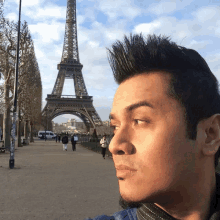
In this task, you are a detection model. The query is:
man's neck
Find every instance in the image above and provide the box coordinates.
[153,173,216,220]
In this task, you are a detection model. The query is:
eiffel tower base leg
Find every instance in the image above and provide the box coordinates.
[48,120,53,131]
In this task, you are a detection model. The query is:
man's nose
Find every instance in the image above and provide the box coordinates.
[109,128,134,155]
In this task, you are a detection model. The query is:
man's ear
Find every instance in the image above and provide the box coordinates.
[201,114,220,156]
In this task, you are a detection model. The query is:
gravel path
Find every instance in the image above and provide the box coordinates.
[0,139,121,220]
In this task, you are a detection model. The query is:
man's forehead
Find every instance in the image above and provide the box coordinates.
[110,100,155,120]
[112,72,171,108]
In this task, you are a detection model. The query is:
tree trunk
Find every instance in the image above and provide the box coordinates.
[27,120,30,140]
[24,120,28,139]
[3,84,11,151]
[24,120,29,145]
[30,122,34,142]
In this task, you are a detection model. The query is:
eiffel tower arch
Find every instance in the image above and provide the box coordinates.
[42,0,103,133]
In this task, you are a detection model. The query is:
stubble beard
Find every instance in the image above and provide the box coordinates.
[119,194,142,209]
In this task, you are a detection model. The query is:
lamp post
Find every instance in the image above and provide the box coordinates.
[44,108,48,141]
[10,0,22,169]
[16,87,22,147]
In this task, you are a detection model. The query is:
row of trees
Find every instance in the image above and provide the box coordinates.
[0,2,42,148]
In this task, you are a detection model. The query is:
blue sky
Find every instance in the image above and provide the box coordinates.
[2,0,220,123]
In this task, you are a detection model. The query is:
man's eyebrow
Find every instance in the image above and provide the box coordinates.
[109,100,154,120]
[125,100,154,112]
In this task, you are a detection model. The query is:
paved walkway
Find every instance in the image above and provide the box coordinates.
[0,139,121,220]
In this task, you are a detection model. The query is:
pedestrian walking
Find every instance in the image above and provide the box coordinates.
[100,134,108,159]
[55,135,58,143]
[62,135,69,151]
[71,134,77,151]
[58,135,61,142]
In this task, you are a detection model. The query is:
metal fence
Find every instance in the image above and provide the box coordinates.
[77,134,113,143]
[77,134,114,157]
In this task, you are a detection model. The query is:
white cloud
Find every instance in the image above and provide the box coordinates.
[216,20,220,36]
[88,41,99,48]
[23,5,67,20]
[105,30,124,41]
[81,45,112,90]
[11,0,41,7]
[62,79,75,95]
[5,12,17,21]
[148,1,177,15]
[133,15,220,44]
[77,15,86,25]
[34,48,45,59]
[93,95,114,108]
[206,53,220,69]
[22,0,41,7]
[193,6,220,23]
[29,21,65,43]
[134,21,162,35]
[188,40,212,51]
[97,0,141,21]
[191,6,220,37]
[147,0,194,15]
[77,31,90,45]
[205,53,220,82]
[78,20,127,47]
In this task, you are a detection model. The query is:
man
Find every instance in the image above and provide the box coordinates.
[62,134,69,151]
[71,134,77,151]
[44,131,47,142]
[100,134,108,159]
[85,34,220,220]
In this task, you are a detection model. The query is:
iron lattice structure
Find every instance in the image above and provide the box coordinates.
[42,0,103,132]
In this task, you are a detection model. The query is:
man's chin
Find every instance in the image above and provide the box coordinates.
[119,194,142,209]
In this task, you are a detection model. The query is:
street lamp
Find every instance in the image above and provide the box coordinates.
[10,0,22,169]
[44,107,48,141]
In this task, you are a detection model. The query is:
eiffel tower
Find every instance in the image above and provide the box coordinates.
[42,0,103,132]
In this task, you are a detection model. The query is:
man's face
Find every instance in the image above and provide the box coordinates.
[109,72,198,204]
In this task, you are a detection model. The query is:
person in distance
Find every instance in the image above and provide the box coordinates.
[100,134,108,159]
[62,134,69,151]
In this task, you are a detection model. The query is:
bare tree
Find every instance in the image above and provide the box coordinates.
[17,23,42,144]
[0,12,16,149]
[0,3,42,148]
[19,37,42,142]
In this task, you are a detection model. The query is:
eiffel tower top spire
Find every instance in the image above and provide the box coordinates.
[61,0,80,64]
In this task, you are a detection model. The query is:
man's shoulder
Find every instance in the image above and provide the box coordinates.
[85,208,137,220]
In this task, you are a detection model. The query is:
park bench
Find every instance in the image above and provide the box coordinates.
[0,140,5,153]
[22,139,29,145]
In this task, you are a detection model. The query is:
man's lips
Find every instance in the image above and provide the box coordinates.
[115,165,137,179]
[115,165,137,171]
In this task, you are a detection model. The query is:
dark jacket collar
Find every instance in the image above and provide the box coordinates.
[208,172,220,219]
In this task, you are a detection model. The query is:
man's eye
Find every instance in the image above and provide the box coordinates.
[134,119,149,125]
[110,125,119,131]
